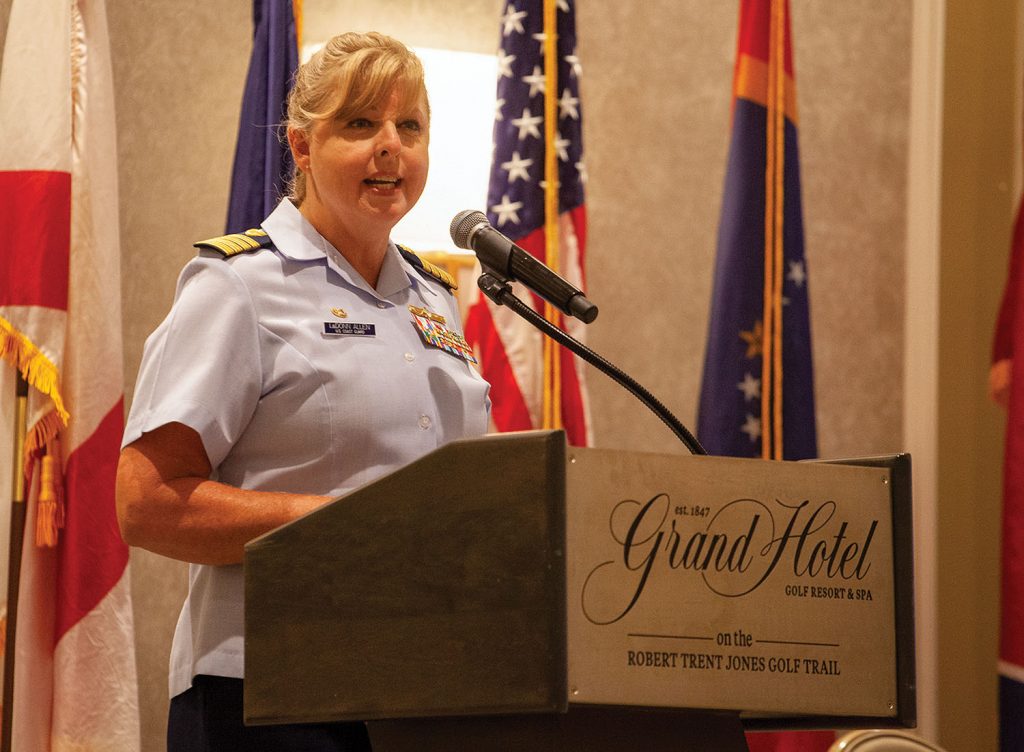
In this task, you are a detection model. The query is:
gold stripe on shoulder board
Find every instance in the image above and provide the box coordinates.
[396,244,459,290]
[420,258,458,290]
[194,228,272,257]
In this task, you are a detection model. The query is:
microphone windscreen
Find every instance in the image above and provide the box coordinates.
[449,209,488,249]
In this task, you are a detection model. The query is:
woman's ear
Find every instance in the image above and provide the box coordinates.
[288,127,311,172]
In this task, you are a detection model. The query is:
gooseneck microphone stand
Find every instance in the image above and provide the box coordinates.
[476,271,707,456]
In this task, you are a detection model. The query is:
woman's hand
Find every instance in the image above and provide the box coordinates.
[116,422,331,565]
[990,358,1013,409]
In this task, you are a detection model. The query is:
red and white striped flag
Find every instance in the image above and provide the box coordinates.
[0,0,140,748]
[463,0,592,446]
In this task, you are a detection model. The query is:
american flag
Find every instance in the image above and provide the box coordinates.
[463,0,591,447]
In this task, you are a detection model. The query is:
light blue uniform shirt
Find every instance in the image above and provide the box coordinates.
[123,199,490,697]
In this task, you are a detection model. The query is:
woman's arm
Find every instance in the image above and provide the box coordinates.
[115,421,331,566]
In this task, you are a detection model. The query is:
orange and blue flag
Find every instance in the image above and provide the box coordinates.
[697,0,817,463]
[699,3,829,750]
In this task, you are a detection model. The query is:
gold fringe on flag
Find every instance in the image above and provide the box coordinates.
[541,0,562,431]
[1,317,70,547]
[0,316,69,426]
[24,410,64,467]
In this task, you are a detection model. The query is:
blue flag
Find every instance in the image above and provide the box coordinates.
[697,0,817,463]
[225,0,298,233]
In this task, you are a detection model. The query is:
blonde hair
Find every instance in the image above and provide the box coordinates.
[286,31,429,204]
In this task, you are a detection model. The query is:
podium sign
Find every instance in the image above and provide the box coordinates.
[566,448,903,719]
[244,430,914,733]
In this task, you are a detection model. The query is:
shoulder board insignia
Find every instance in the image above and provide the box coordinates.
[194,228,273,257]
[397,245,458,290]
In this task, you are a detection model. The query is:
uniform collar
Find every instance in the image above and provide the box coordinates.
[261,199,329,262]
[262,199,434,302]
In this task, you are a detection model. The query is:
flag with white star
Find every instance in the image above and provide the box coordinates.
[699,11,827,751]
[697,0,818,466]
[463,0,591,446]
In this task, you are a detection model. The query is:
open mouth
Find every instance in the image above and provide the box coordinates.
[364,177,401,189]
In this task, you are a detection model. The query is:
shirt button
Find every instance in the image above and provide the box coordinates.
[404,352,415,362]
[376,301,387,309]
[418,415,432,429]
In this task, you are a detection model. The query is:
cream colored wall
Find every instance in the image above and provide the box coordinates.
[106,2,253,747]
[4,0,1008,750]
[579,2,911,460]
[935,1,1018,750]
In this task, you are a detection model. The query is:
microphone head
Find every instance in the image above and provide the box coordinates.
[450,209,489,250]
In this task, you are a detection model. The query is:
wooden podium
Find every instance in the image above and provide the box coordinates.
[244,430,915,751]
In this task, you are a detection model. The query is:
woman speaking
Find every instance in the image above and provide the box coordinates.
[116,31,490,751]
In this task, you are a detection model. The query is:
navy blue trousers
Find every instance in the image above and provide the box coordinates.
[1001,675,1024,751]
[168,675,372,752]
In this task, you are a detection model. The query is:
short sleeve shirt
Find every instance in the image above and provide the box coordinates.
[123,199,490,697]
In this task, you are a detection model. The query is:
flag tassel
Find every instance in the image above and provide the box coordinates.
[35,450,64,547]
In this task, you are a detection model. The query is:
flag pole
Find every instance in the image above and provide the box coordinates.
[2,371,28,752]
[541,0,562,431]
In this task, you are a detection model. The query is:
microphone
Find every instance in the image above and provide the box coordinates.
[449,210,598,324]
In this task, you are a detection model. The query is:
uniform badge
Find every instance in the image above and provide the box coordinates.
[408,305,446,325]
[330,307,348,319]
[410,312,477,364]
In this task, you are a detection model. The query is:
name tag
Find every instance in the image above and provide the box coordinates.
[323,322,376,336]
